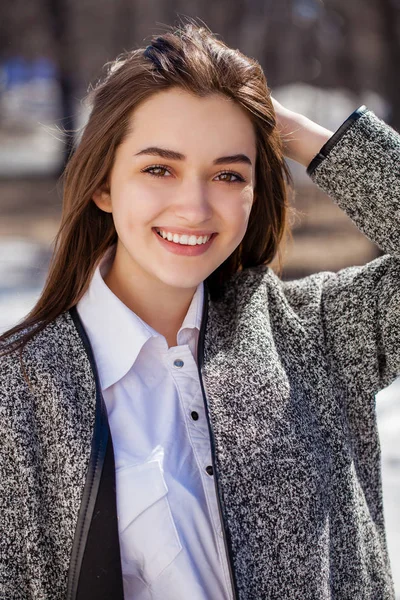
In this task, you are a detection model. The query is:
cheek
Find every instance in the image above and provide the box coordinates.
[230,188,254,232]
[111,182,163,232]
[243,186,255,213]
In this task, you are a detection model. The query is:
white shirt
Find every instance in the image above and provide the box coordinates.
[77,247,233,600]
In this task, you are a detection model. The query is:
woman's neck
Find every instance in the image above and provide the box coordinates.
[103,251,197,348]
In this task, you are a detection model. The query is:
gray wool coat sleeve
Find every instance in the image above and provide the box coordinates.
[285,107,400,395]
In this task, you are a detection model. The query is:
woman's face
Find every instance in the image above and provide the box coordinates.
[93,87,257,292]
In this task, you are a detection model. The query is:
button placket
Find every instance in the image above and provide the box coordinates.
[169,348,226,544]
[167,345,232,592]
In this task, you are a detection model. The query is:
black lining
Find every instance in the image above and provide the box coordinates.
[306,105,368,176]
[76,433,124,600]
[67,307,122,599]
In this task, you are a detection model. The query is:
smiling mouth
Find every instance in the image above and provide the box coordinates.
[154,227,215,246]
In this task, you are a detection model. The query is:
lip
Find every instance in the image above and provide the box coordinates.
[152,228,217,256]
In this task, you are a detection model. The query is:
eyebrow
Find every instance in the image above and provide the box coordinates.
[134,146,252,166]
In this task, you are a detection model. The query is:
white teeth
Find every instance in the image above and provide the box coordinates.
[156,228,212,245]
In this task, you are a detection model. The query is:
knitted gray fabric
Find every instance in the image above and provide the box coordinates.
[0,316,96,599]
[0,109,398,599]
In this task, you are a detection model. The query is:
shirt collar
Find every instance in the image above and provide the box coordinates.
[76,246,204,390]
[178,276,203,335]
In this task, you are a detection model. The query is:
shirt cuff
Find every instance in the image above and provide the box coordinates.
[306,105,369,177]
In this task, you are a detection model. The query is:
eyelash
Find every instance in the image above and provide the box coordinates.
[140,164,246,184]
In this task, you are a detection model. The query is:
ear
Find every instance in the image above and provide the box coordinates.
[92,184,112,213]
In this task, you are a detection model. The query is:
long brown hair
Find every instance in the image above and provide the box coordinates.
[0,19,293,356]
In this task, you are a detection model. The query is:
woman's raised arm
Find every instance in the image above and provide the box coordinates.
[275,104,400,394]
[271,96,333,166]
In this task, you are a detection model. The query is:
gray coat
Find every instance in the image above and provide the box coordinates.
[1,107,398,599]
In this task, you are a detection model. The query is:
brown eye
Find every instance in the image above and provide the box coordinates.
[214,171,245,184]
[141,165,172,177]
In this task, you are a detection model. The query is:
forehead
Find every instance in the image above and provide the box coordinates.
[126,88,257,159]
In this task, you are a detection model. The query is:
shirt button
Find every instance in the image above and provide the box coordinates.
[191,411,199,421]
[173,359,184,368]
[205,465,214,476]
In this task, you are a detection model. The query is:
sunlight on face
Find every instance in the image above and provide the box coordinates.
[93,87,257,293]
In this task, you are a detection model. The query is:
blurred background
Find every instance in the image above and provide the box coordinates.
[0,0,399,593]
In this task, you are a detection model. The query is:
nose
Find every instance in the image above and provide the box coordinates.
[172,177,213,225]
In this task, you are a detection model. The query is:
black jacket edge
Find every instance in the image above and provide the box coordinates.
[66,306,110,600]
[306,105,368,177]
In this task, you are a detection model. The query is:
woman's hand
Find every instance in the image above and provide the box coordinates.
[271,97,333,168]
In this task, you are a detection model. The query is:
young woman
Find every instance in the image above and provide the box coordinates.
[0,22,398,600]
